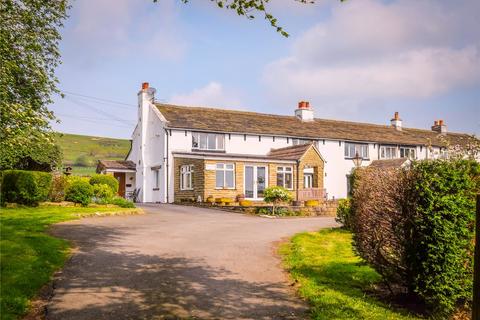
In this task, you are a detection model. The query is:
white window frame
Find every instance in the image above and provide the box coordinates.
[153,169,160,189]
[180,165,193,190]
[215,163,235,189]
[380,146,398,159]
[344,143,369,159]
[276,166,293,190]
[399,147,416,159]
[192,132,225,151]
[292,138,311,146]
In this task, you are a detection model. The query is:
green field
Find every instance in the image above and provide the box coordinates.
[280,229,421,320]
[54,133,130,176]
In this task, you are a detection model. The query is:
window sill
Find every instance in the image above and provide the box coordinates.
[180,189,194,191]
[344,157,370,161]
[192,149,226,153]
[215,188,236,190]
[153,188,160,191]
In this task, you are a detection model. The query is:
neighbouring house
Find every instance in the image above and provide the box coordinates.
[98,82,475,203]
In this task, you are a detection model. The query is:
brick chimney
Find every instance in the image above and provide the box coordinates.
[431,119,447,134]
[295,101,314,122]
[390,112,402,131]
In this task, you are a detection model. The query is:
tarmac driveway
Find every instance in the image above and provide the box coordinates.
[48,204,338,320]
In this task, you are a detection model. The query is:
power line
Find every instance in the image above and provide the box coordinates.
[60,90,137,108]
[54,113,134,128]
[55,112,135,124]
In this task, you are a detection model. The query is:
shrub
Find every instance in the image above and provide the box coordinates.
[1,170,52,206]
[49,174,67,202]
[263,186,292,215]
[335,198,353,230]
[110,197,135,208]
[89,174,119,194]
[74,154,95,167]
[256,206,296,216]
[65,179,93,206]
[350,159,480,316]
[206,196,214,204]
[92,183,114,203]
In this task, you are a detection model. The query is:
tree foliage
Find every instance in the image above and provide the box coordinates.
[156,0,345,37]
[0,0,68,170]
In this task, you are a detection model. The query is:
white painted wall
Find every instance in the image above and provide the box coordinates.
[128,87,446,203]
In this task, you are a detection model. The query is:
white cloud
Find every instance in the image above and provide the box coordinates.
[263,0,480,106]
[169,82,243,109]
[66,0,187,63]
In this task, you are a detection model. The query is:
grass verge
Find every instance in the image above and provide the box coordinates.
[279,228,422,320]
[0,205,142,320]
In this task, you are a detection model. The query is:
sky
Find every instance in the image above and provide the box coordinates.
[50,0,480,139]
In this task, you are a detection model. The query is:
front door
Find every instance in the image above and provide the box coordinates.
[113,172,126,198]
[304,173,314,188]
[244,165,267,200]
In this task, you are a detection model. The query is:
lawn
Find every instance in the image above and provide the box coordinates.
[279,228,422,320]
[0,205,141,320]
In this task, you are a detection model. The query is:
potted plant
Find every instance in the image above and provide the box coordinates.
[236,194,245,202]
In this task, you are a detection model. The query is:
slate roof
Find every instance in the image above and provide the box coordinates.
[369,158,410,169]
[156,103,474,147]
[96,160,136,172]
[267,144,314,160]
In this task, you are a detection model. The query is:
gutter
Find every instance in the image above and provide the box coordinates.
[296,159,300,201]
[164,128,170,203]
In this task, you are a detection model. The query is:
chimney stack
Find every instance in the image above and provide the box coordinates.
[431,119,447,134]
[390,112,402,131]
[295,100,314,122]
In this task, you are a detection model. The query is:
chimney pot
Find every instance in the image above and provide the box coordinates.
[142,82,149,90]
[305,101,310,109]
[439,119,444,126]
[394,112,399,120]
[295,100,314,121]
[434,120,438,126]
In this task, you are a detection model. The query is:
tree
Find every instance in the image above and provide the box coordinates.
[156,0,345,37]
[263,186,292,214]
[0,0,69,170]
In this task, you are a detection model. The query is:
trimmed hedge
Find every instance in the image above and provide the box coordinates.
[65,179,94,207]
[1,170,52,206]
[89,174,119,194]
[351,159,479,316]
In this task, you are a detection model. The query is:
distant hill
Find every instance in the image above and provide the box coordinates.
[55,133,130,176]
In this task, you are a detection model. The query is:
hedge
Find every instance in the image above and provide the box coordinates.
[350,159,479,316]
[89,174,119,194]
[65,179,94,207]
[1,170,52,206]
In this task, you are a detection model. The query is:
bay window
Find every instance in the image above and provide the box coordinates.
[215,163,235,188]
[277,166,293,189]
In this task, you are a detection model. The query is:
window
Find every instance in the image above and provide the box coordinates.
[192,132,225,151]
[180,165,193,190]
[400,147,416,159]
[344,143,369,159]
[380,146,397,159]
[215,163,235,188]
[153,169,160,189]
[277,166,293,189]
[304,173,313,188]
[292,138,311,146]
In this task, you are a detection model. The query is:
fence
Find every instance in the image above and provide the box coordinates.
[297,188,326,201]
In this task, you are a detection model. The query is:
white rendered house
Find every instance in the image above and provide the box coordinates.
[98,83,473,203]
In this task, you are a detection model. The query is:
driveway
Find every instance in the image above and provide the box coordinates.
[48,204,338,320]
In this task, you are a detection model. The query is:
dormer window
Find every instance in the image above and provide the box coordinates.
[192,132,225,151]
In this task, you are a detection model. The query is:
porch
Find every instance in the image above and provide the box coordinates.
[96,160,137,200]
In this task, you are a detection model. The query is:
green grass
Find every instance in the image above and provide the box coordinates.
[280,228,422,320]
[54,133,130,175]
[0,205,140,320]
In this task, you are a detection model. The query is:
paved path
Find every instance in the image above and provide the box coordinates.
[48,204,337,320]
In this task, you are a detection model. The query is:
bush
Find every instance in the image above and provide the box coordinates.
[256,206,296,216]
[1,170,52,206]
[263,186,292,215]
[92,183,114,203]
[335,198,353,230]
[74,154,95,167]
[65,179,93,207]
[89,174,119,194]
[350,159,480,316]
[110,197,135,208]
[48,174,67,202]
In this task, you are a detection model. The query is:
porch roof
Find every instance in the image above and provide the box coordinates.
[96,160,136,173]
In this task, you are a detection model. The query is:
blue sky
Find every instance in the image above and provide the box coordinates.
[50,0,480,139]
